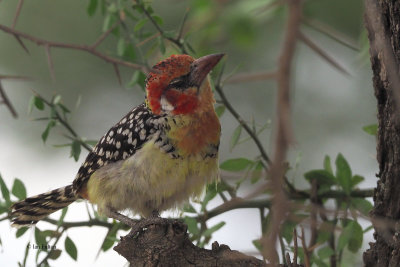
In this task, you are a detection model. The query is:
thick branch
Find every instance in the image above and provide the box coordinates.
[114,219,266,266]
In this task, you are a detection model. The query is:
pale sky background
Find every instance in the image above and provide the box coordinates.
[0,0,375,266]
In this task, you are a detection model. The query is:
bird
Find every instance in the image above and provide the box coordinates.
[11,53,224,228]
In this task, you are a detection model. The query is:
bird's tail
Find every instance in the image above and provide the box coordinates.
[11,185,78,228]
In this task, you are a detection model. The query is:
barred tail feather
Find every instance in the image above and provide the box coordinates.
[11,185,77,228]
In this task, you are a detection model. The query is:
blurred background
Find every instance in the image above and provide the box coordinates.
[0,0,375,266]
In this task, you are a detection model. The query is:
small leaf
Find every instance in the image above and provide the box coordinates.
[11,178,27,200]
[152,15,163,25]
[123,44,136,61]
[117,38,125,57]
[215,105,225,117]
[230,125,242,151]
[134,18,148,32]
[252,239,262,251]
[101,223,120,251]
[351,198,373,216]
[41,120,56,143]
[250,161,263,184]
[28,96,35,114]
[337,220,363,253]
[158,36,166,54]
[183,203,197,214]
[203,221,225,237]
[65,236,78,261]
[362,124,378,136]
[351,175,364,188]
[323,155,333,175]
[184,217,199,235]
[57,207,68,227]
[87,0,98,16]
[16,227,29,238]
[0,173,11,206]
[70,141,81,161]
[34,228,47,247]
[220,158,253,172]
[34,96,45,110]
[318,246,335,259]
[48,249,62,260]
[335,154,352,194]
[304,169,336,186]
[201,183,217,210]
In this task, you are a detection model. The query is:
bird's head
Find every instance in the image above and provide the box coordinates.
[145,53,224,115]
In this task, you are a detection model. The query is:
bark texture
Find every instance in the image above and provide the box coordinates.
[114,219,266,267]
[364,1,400,266]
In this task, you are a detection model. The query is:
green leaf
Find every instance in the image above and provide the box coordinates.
[158,36,166,54]
[48,249,62,260]
[335,153,352,194]
[351,175,364,188]
[230,125,242,151]
[304,169,336,186]
[70,140,81,161]
[203,221,225,237]
[318,246,335,259]
[323,155,333,175]
[362,124,378,136]
[57,207,68,227]
[201,183,218,210]
[117,38,125,57]
[252,239,262,251]
[281,219,297,243]
[220,158,253,172]
[28,96,35,114]
[0,205,8,215]
[250,161,263,184]
[101,223,120,251]
[0,173,11,206]
[351,198,373,216]
[87,0,98,16]
[41,120,56,143]
[215,105,225,117]
[11,178,27,200]
[34,228,47,247]
[152,15,163,25]
[184,216,199,235]
[337,220,363,253]
[123,44,136,61]
[134,18,148,32]
[183,203,197,214]
[16,227,29,238]
[65,236,78,261]
[34,96,45,110]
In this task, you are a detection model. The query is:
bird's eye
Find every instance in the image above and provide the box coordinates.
[167,74,190,91]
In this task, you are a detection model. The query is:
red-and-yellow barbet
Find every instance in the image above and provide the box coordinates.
[11,53,224,227]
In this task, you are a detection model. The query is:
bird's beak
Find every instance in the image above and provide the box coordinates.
[189,53,225,88]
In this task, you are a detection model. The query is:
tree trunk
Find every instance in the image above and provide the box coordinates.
[363,1,400,266]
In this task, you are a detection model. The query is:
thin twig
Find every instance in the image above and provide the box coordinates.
[300,227,310,267]
[0,74,32,81]
[0,82,18,118]
[37,228,65,266]
[225,71,277,84]
[91,20,122,49]
[45,45,56,81]
[0,24,149,73]
[298,31,350,75]
[302,17,359,51]
[262,0,302,263]
[12,0,24,29]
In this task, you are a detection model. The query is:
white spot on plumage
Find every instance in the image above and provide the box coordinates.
[109,131,114,137]
[116,142,121,149]
[97,159,103,166]
[122,129,130,136]
[123,152,128,159]
[121,118,127,124]
[127,137,132,144]
[129,123,133,128]
[117,128,122,134]
[160,95,174,112]
[106,151,111,159]
[129,114,134,119]
[132,139,137,146]
[99,148,104,156]
[139,129,146,140]
[114,151,119,157]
